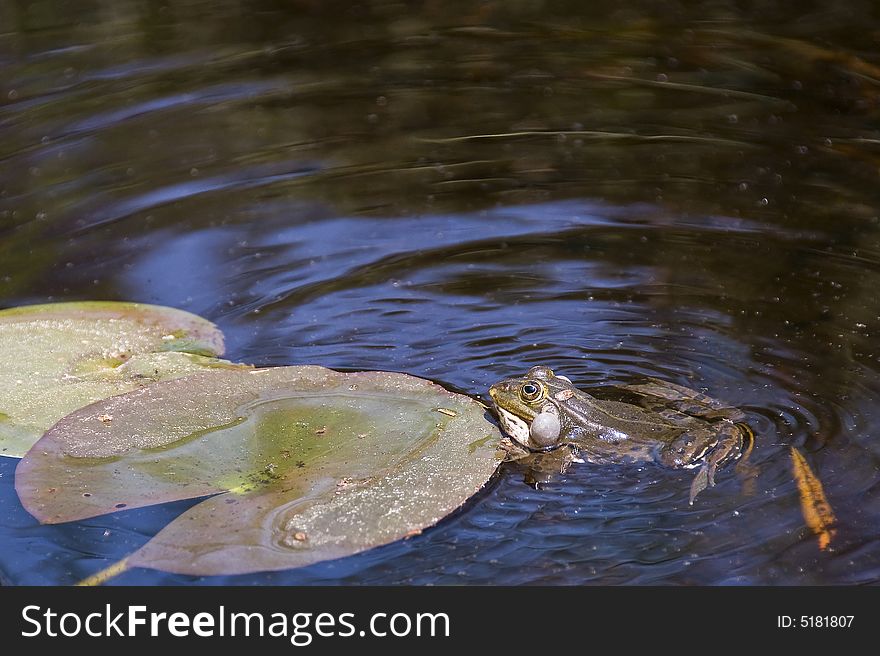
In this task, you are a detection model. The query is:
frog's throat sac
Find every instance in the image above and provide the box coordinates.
[495,406,566,453]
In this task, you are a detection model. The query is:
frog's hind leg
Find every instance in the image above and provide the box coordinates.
[687,423,747,504]
[621,378,747,422]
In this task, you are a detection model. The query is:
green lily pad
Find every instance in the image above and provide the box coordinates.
[0,301,238,458]
[16,366,502,576]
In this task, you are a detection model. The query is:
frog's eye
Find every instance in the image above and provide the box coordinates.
[520,381,543,402]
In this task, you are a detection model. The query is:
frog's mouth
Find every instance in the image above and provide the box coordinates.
[495,407,530,444]
[495,407,564,453]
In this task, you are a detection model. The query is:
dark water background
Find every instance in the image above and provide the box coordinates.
[3,0,880,584]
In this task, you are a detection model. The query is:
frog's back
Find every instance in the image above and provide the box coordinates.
[567,396,689,445]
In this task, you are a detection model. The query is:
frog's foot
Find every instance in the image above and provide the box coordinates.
[688,424,746,504]
[621,378,747,423]
[518,446,574,488]
[499,436,532,462]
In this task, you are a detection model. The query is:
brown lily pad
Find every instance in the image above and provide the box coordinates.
[0,301,240,458]
[16,366,502,576]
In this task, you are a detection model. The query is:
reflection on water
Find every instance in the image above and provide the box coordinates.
[2,1,880,584]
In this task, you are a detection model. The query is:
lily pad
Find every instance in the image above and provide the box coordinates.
[0,301,238,458]
[16,366,502,576]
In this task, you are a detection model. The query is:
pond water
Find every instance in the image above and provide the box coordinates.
[2,0,880,585]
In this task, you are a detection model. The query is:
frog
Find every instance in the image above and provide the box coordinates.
[488,365,754,503]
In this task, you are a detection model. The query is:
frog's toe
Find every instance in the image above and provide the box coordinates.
[689,464,710,505]
[688,458,720,504]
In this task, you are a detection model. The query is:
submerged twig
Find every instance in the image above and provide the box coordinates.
[75,557,130,586]
[790,446,837,551]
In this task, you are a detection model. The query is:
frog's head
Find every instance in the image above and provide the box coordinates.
[488,366,574,451]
